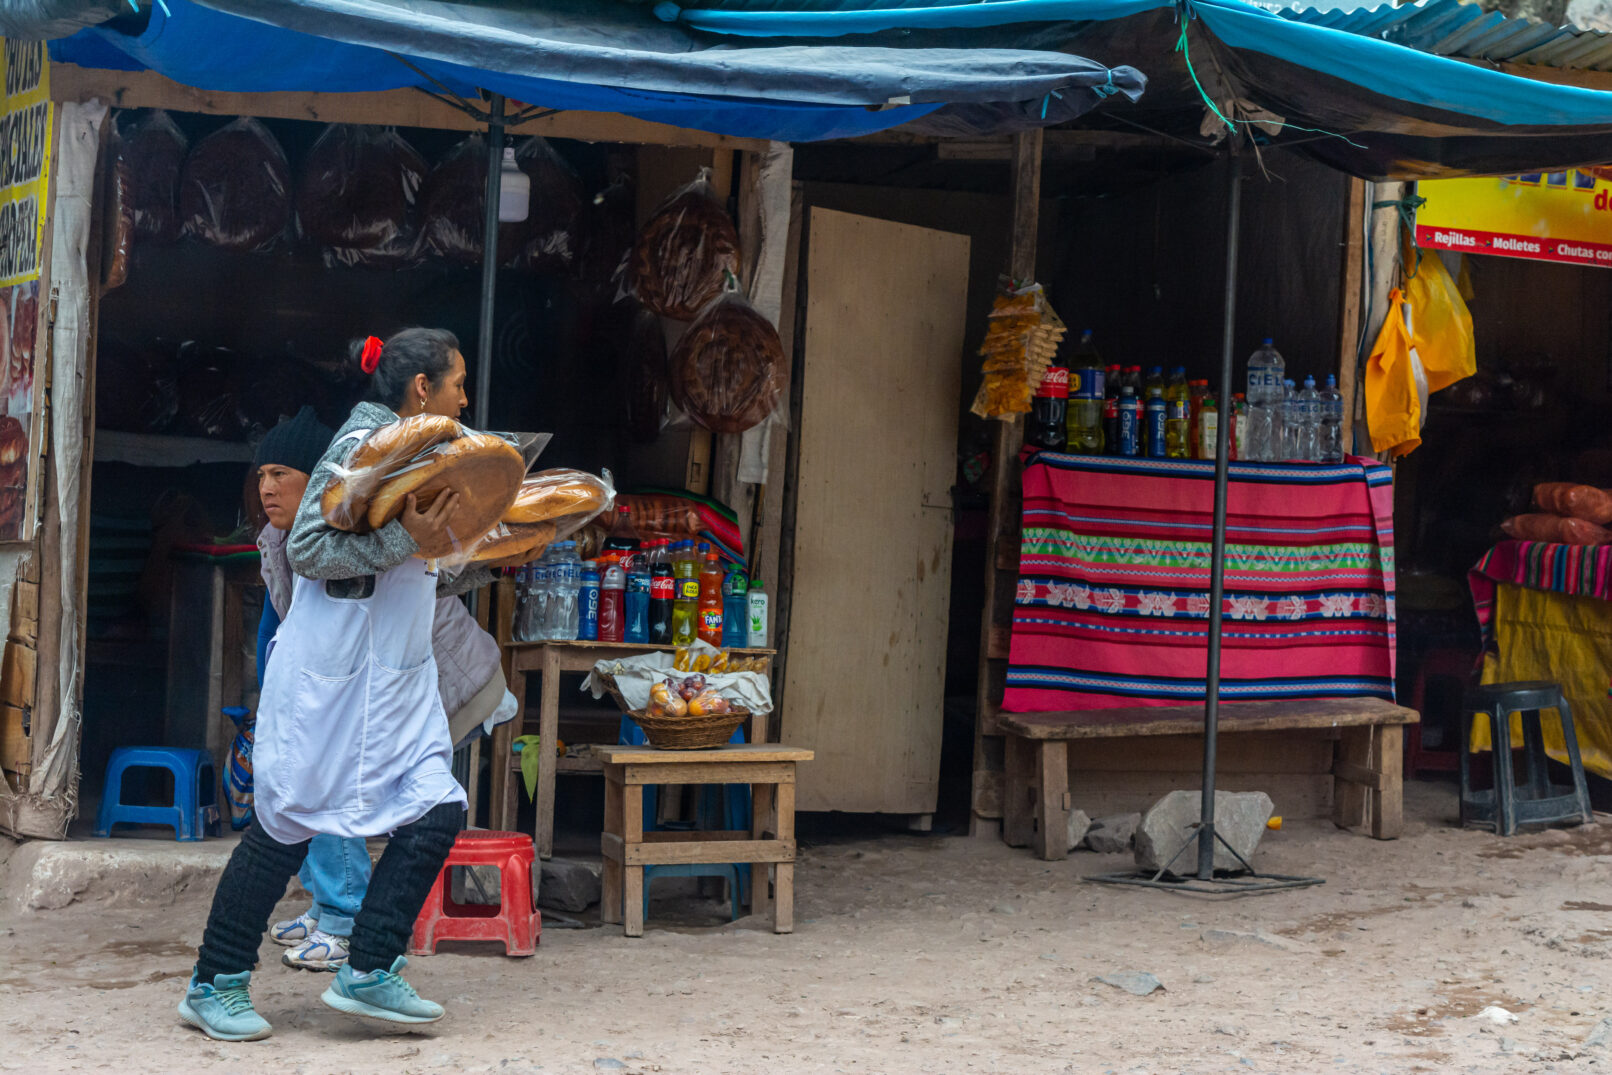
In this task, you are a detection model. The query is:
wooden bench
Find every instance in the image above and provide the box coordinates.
[997,698,1420,860]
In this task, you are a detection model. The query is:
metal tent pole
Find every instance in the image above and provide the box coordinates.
[1196,148,1243,880]
[473,92,506,432]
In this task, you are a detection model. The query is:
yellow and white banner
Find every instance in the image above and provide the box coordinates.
[1418,170,1612,268]
[0,39,48,289]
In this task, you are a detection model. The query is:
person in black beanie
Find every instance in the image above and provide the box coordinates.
[253,406,333,536]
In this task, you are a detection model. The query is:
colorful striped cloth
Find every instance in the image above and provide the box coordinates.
[1468,539,1612,649]
[1003,452,1397,712]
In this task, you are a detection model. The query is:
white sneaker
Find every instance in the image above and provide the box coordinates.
[281,930,350,972]
[269,911,317,947]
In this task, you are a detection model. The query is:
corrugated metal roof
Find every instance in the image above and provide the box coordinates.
[1280,0,1612,72]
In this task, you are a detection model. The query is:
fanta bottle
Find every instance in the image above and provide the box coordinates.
[697,548,724,646]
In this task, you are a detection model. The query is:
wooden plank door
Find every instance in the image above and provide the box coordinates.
[784,207,970,815]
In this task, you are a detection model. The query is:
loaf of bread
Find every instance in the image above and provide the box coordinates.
[629,175,740,321]
[180,118,291,253]
[1533,482,1612,525]
[366,433,525,558]
[1501,513,1611,546]
[320,414,463,531]
[503,469,612,525]
[468,520,557,568]
[668,292,783,434]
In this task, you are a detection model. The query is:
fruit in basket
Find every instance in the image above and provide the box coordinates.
[679,674,707,700]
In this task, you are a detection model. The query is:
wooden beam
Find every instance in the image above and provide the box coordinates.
[1336,177,1365,450]
[1361,181,1405,449]
[50,64,767,151]
[850,129,1187,153]
[970,129,1041,834]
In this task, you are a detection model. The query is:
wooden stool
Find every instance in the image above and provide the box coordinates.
[596,743,813,937]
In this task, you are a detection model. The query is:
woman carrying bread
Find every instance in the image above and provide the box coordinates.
[180,329,494,1041]
[244,406,516,974]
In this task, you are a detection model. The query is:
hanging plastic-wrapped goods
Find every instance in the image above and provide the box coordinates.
[120,109,187,244]
[624,303,669,444]
[296,123,426,268]
[103,132,134,288]
[630,169,741,321]
[667,286,783,434]
[180,118,292,253]
[580,171,635,306]
[503,136,585,273]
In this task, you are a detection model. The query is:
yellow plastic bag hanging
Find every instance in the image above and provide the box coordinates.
[1365,288,1426,459]
[1403,252,1476,393]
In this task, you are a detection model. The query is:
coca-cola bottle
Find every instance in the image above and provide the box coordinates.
[1029,350,1069,450]
[647,540,674,645]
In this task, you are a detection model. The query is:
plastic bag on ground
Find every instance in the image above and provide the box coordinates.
[297,123,426,269]
[667,285,784,434]
[120,109,186,244]
[629,168,741,321]
[180,117,291,252]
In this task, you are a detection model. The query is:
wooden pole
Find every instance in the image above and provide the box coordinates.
[1336,177,1366,449]
[1359,182,1406,450]
[969,129,1042,835]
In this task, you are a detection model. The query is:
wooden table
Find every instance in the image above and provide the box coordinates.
[488,639,775,858]
[596,743,813,937]
[998,698,1420,860]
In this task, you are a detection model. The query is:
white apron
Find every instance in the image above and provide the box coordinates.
[254,558,466,843]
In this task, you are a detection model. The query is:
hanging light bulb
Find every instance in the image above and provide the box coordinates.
[499,145,530,223]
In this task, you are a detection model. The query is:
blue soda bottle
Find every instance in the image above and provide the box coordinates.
[624,555,651,644]
[577,562,601,642]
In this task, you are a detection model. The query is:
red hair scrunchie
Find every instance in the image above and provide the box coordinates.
[360,335,384,374]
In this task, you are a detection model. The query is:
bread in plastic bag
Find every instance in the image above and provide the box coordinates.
[297,124,425,269]
[462,519,558,569]
[629,169,740,321]
[418,134,539,267]
[180,117,291,253]
[1501,513,1611,546]
[580,171,635,306]
[625,303,669,443]
[104,132,133,289]
[176,342,249,440]
[365,433,526,557]
[320,414,463,531]
[503,136,585,273]
[667,286,783,434]
[502,467,615,541]
[121,109,187,244]
[95,339,179,434]
[1533,482,1612,525]
[617,495,701,540]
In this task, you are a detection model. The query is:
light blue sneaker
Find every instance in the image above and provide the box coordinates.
[177,970,272,1041]
[321,956,444,1025]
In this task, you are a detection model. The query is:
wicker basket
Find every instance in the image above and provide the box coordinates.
[628,707,750,750]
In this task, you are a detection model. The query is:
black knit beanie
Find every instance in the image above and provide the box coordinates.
[254,405,333,476]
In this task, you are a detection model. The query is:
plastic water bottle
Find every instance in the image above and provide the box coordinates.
[1319,374,1344,463]
[512,564,531,642]
[526,548,553,641]
[1279,379,1298,461]
[722,568,749,648]
[1245,338,1285,461]
[551,542,580,641]
[598,554,626,643]
[578,561,600,642]
[1295,376,1320,463]
[624,552,651,644]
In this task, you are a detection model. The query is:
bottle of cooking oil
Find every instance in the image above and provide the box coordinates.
[1164,366,1190,459]
[1064,330,1105,455]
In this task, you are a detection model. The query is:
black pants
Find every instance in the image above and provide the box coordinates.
[194,801,460,981]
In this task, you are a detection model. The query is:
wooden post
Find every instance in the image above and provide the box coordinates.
[970,129,1042,835]
[1358,181,1406,449]
[1336,177,1366,449]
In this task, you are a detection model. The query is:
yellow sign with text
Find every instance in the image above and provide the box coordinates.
[1418,170,1612,268]
[0,39,48,289]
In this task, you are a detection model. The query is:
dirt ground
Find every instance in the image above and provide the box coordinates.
[5,779,1612,1074]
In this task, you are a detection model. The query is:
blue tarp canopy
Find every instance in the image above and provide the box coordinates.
[652,0,1612,178]
[42,0,1145,142]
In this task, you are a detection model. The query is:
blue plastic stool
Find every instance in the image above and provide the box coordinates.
[618,714,751,918]
[94,747,220,840]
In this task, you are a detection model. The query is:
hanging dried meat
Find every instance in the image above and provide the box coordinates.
[630,170,740,321]
[624,303,669,443]
[297,124,426,268]
[121,110,187,245]
[180,117,292,253]
[667,289,782,434]
[503,136,585,274]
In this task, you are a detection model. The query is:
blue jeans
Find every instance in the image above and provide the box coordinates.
[298,834,371,938]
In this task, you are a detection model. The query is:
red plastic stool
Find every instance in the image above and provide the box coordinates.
[409,830,540,957]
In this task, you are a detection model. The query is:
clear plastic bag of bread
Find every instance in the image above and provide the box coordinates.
[617,494,700,540]
[503,136,585,274]
[1533,482,1612,525]
[120,109,187,244]
[629,168,741,321]
[104,131,134,289]
[502,467,616,541]
[418,134,549,267]
[318,414,529,563]
[666,277,784,435]
[1501,513,1612,546]
[181,118,292,253]
[297,124,426,269]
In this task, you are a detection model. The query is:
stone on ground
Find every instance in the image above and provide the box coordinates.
[1066,810,1092,851]
[1133,790,1273,875]
[1084,813,1140,854]
[540,857,601,912]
